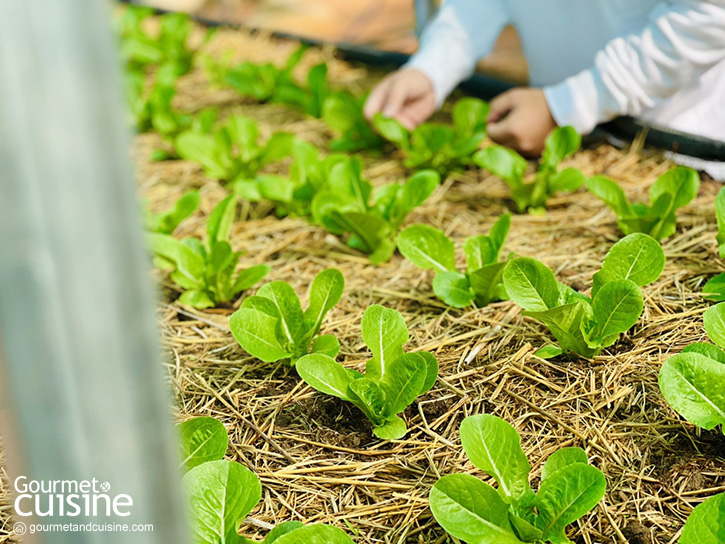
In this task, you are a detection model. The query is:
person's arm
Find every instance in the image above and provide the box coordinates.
[405,0,511,107]
[364,0,510,128]
[544,0,725,135]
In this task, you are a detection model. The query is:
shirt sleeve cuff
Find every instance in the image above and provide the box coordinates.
[544,68,610,135]
[402,6,478,108]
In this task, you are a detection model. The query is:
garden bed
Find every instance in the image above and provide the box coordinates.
[3,23,725,544]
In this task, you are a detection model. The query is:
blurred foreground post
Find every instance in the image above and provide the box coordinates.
[0,2,189,543]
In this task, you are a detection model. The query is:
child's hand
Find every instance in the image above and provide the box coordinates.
[487,88,557,157]
[364,68,436,130]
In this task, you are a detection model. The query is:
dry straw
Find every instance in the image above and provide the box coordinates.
[2,23,724,544]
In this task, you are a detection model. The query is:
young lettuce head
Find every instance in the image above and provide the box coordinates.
[226,44,331,118]
[174,115,295,196]
[143,190,200,235]
[118,7,199,77]
[147,195,270,309]
[178,416,355,544]
[373,97,489,175]
[397,214,511,308]
[296,305,438,440]
[659,302,725,434]
[311,157,440,264]
[323,91,384,152]
[586,166,700,241]
[230,269,344,366]
[502,233,665,358]
[247,141,348,218]
[474,126,585,213]
[430,414,606,543]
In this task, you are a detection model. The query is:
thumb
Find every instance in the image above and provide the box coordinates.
[487,91,516,124]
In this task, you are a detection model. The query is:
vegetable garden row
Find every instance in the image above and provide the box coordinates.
[4,6,721,544]
[130,6,723,544]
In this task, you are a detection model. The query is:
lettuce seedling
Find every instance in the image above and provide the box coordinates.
[119,8,198,77]
[236,141,348,217]
[230,268,344,365]
[144,190,200,235]
[397,214,511,308]
[312,157,440,263]
[586,166,699,241]
[659,303,725,434]
[174,115,295,195]
[199,50,234,89]
[717,186,725,257]
[474,126,585,213]
[372,97,488,175]
[679,492,725,544]
[225,45,303,102]
[179,417,354,544]
[503,233,665,358]
[184,460,354,544]
[322,91,384,152]
[147,195,270,308]
[703,187,725,302]
[296,305,439,440]
[125,65,189,138]
[430,414,606,544]
[226,45,330,118]
[703,274,725,303]
[178,416,228,471]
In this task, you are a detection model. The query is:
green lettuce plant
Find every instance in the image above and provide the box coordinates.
[235,141,347,217]
[586,166,699,241]
[311,157,440,263]
[230,269,344,365]
[226,45,330,118]
[703,274,725,303]
[147,195,269,308]
[199,50,234,89]
[178,416,229,472]
[474,127,585,213]
[118,7,199,77]
[125,64,189,138]
[679,492,725,544]
[717,185,725,257]
[296,305,439,440]
[397,214,511,308]
[703,187,725,302]
[322,91,383,152]
[144,190,200,235]
[502,233,665,358]
[659,302,725,434]
[372,97,489,175]
[174,115,294,195]
[178,417,354,543]
[430,414,606,544]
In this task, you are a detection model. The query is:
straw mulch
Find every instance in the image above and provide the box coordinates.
[2,22,725,544]
[142,26,725,544]
[0,444,12,544]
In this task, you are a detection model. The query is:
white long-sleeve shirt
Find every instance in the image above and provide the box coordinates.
[406,0,725,142]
